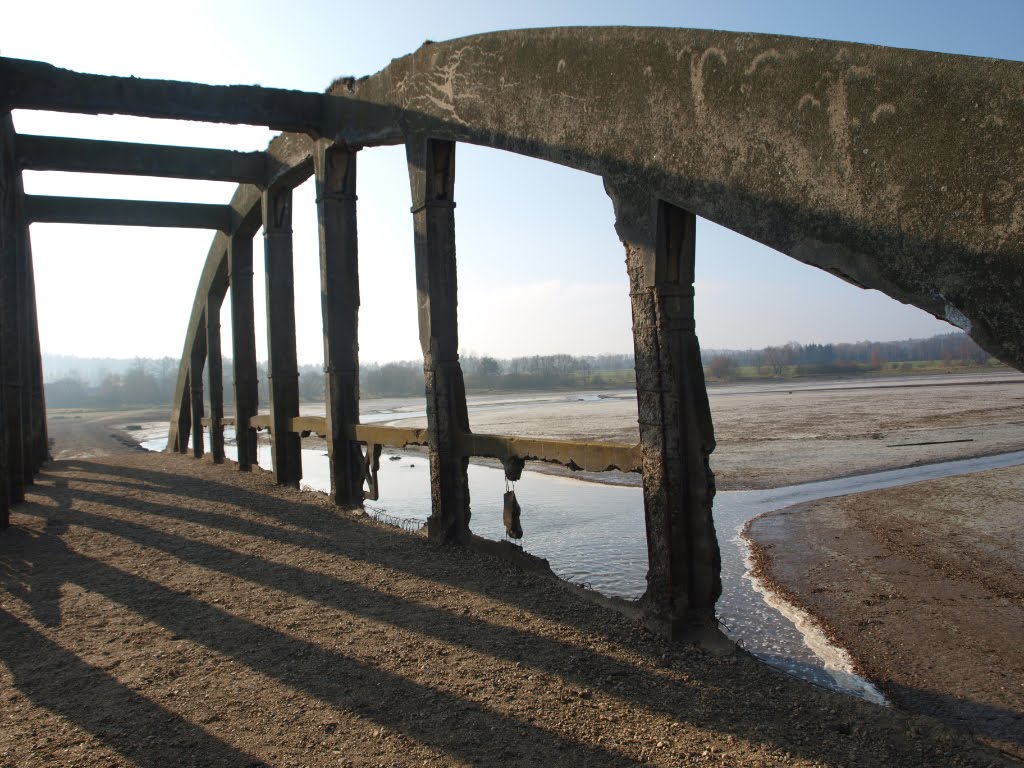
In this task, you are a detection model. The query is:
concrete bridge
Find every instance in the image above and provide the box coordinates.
[1,28,1022,641]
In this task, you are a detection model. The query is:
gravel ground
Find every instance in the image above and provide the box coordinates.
[0,420,1016,767]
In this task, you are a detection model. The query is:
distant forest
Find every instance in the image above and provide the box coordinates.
[42,331,998,409]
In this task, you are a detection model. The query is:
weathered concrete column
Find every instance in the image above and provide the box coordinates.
[1,113,28,504]
[206,287,225,464]
[172,373,192,454]
[262,184,301,487]
[189,311,207,459]
[315,141,364,507]
[15,212,34,489]
[406,137,471,542]
[0,113,16,520]
[605,180,723,644]
[25,241,48,473]
[229,233,259,470]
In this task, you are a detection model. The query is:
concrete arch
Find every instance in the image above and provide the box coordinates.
[333,27,1023,370]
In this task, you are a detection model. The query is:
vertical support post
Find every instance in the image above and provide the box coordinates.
[25,240,47,472]
[189,311,207,459]
[207,288,225,464]
[262,184,301,487]
[0,113,15,521]
[605,180,723,645]
[0,113,37,503]
[173,372,192,453]
[406,137,471,543]
[315,141,364,507]
[229,233,259,470]
[16,207,33,489]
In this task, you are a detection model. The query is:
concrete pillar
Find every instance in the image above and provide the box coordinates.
[262,184,301,487]
[1,114,27,504]
[189,311,207,459]
[173,372,192,454]
[229,233,259,470]
[206,289,225,464]
[0,113,15,521]
[16,212,33,489]
[315,141,364,508]
[605,181,723,644]
[406,137,471,543]
[25,239,48,472]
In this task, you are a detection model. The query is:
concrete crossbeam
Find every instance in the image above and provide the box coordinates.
[1,56,326,134]
[16,134,270,185]
[24,195,234,231]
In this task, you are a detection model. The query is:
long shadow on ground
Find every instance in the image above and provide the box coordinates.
[0,456,1015,767]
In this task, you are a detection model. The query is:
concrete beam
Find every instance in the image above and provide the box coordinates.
[16,134,270,185]
[1,56,403,144]
[1,56,326,135]
[24,195,234,231]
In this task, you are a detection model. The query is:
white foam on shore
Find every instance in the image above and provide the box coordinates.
[740,536,888,705]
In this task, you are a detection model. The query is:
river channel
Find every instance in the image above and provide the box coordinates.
[138,394,1024,706]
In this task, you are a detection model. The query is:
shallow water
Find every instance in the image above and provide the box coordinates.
[139,419,1024,704]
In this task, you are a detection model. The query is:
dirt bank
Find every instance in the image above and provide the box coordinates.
[746,465,1024,760]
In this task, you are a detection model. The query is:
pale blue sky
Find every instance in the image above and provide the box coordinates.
[4,1,1022,364]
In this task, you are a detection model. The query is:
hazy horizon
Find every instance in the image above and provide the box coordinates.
[40,329,985,383]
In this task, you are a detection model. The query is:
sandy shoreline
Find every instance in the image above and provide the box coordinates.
[745,466,1024,759]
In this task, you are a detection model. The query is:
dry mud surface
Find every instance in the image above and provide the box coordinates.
[440,375,1024,490]
[747,466,1024,761]
[0,440,1016,767]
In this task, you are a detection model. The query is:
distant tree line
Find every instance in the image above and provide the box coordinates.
[701,332,993,381]
[42,332,996,408]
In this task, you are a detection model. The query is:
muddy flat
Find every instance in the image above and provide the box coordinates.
[747,465,1024,760]
[439,372,1024,489]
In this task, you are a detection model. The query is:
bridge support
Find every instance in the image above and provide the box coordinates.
[262,184,302,487]
[0,114,21,518]
[26,247,47,474]
[1,112,48,519]
[315,142,364,507]
[407,137,471,543]
[207,282,225,464]
[190,312,207,459]
[606,181,723,644]
[229,233,259,470]
[173,375,191,453]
